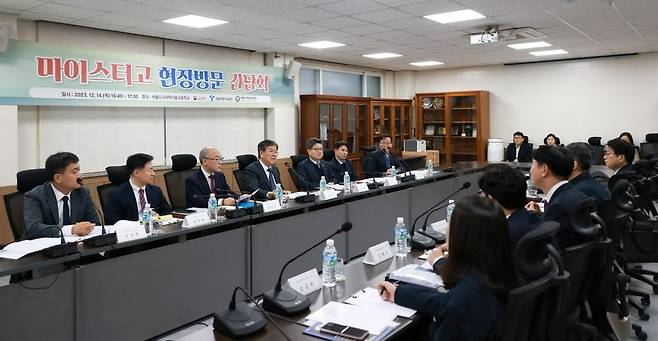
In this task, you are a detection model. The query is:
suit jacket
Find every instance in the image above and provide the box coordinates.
[607,163,637,192]
[542,182,589,250]
[507,208,541,246]
[243,160,283,200]
[23,182,99,239]
[185,169,237,208]
[505,143,532,162]
[296,158,335,189]
[329,158,357,183]
[365,150,403,177]
[570,172,610,206]
[395,274,505,341]
[104,181,172,225]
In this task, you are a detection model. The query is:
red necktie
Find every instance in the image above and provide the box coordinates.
[138,188,146,213]
[209,174,216,192]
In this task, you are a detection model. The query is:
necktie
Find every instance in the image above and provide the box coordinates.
[138,188,146,213]
[541,199,549,210]
[385,154,391,169]
[267,168,276,191]
[209,173,216,192]
[62,196,71,225]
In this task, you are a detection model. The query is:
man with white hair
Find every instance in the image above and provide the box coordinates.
[185,146,238,208]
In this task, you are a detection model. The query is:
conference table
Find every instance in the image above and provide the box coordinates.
[0,161,519,341]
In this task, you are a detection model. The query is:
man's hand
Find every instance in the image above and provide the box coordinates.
[525,201,540,212]
[427,243,448,265]
[223,197,236,206]
[266,191,276,200]
[386,169,392,176]
[376,281,398,303]
[72,221,95,236]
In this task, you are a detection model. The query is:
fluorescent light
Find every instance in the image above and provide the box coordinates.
[410,61,444,67]
[163,15,228,28]
[529,49,568,56]
[507,41,552,50]
[424,9,485,24]
[363,52,402,59]
[298,41,345,49]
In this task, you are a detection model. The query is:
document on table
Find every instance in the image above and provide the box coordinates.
[344,287,416,318]
[0,238,61,259]
[288,191,318,199]
[63,225,115,243]
[305,301,398,335]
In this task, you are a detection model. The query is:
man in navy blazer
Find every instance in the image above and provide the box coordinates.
[329,141,357,183]
[23,152,99,239]
[365,135,404,177]
[105,153,172,225]
[186,146,238,208]
[297,138,336,189]
[566,142,611,205]
[244,139,286,200]
[505,131,532,162]
[527,146,588,250]
[604,138,638,191]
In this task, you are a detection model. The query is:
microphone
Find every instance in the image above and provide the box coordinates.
[262,222,353,315]
[410,182,471,249]
[284,162,315,203]
[76,178,118,247]
[417,202,451,243]
[398,159,415,183]
[42,225,78,258]
[357,171,382,190]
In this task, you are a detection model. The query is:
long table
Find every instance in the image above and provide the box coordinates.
[0,161,501,341]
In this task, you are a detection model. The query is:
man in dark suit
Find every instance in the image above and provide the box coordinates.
[365,134,404,177]
[604,138,638,191]
[244,139,286,200]
[505,131,532,162]
[23,152,99,239]
[105,153,172,225]
[566,142,611,205]
[329,141,357,183]
[297,138,336,189]
[186,146,238,208]
[526,146,588,250]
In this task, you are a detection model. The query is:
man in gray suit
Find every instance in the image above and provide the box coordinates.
[23,152,99,239]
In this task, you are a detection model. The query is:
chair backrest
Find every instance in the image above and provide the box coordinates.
[236,154,258,171]
[562,239,610,316]
[165,154,198,210]
[3,192,25,240]
[640,142,658,160]
[514,221,563,280]
[106,165,129,185]
[16,168,50,193]
[587,136,602,146]
[322,149,335,162]
[232,169,248,193]
[96,183,116,213]
[290,155,307,169]
[589,145,604,165]
[589,170,609,186]
[287,167,304,192]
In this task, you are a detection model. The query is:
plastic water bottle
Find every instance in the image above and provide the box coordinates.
[394,217,409,256]
[275,183,284,206]
[208,193,218,222]
[142,203,153,234]
[343,172,351,194]
[322,239,337,287]
[426,159,434,174]
[446,199,455,222]
[319,176,328,191]
[391,166,397,177]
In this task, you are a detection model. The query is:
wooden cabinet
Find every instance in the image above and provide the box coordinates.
[300,95,412,174]
[415,91,489,165]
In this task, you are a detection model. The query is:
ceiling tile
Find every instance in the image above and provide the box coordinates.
[27,3,105,19]
[352,8,415,22]
[340,24,391,35]
[317,0,388,15]
[314,16,368,29]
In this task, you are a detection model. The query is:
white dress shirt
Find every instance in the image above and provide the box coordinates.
[544,180,569,204]
[130,178,149,214]
[51,183,73,235]
[514,146,520,161]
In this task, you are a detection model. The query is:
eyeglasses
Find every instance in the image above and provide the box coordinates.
[204,156,225,162]
[310,147,324,151]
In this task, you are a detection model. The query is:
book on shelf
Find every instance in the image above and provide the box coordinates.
[424,125,435,135]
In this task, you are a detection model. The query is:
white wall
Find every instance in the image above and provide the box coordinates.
[412,53,658,146]
[0,106,18,186]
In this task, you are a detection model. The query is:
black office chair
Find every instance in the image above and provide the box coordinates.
[233,154,258,193]
[288,167,305,192]
[504,221,569,341]
[322,149,335,162]
[360,146,376,177]
[3,168,51,241]
[639,133,658,159]
[290,155,307,169]
[588,137,605,166]
[96,165,129,213]
[164,154,197,210]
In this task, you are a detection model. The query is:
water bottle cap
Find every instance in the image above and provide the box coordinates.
[210,193,215,197]
[326,239,334,246]
[448,199,454,204]
[345,171,348,175]
[397,217,403,223]
[145,203,151,208]
[321,176,325,179]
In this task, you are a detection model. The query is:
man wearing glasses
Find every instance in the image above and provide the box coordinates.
[185,146,238,208]
[297,137,336,189]
[244,139,287,200]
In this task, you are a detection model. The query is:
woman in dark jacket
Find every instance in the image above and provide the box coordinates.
[378,196,520,341]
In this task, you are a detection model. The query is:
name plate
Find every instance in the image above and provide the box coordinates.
[414,172,426,180]
[430,219,448,235]
[261,199,282,213]
[182,212,211,228]
[383,177,399,187]
[115,223,148,243]
[363,241,394,265]
[319,189,339,201]
[287,268,322,295]
[352,182,370,193]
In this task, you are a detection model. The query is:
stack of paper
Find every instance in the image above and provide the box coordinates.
[388,264,444,289]
[0,238,62,259]
[305,301,398,335]
[344,287,416,318]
